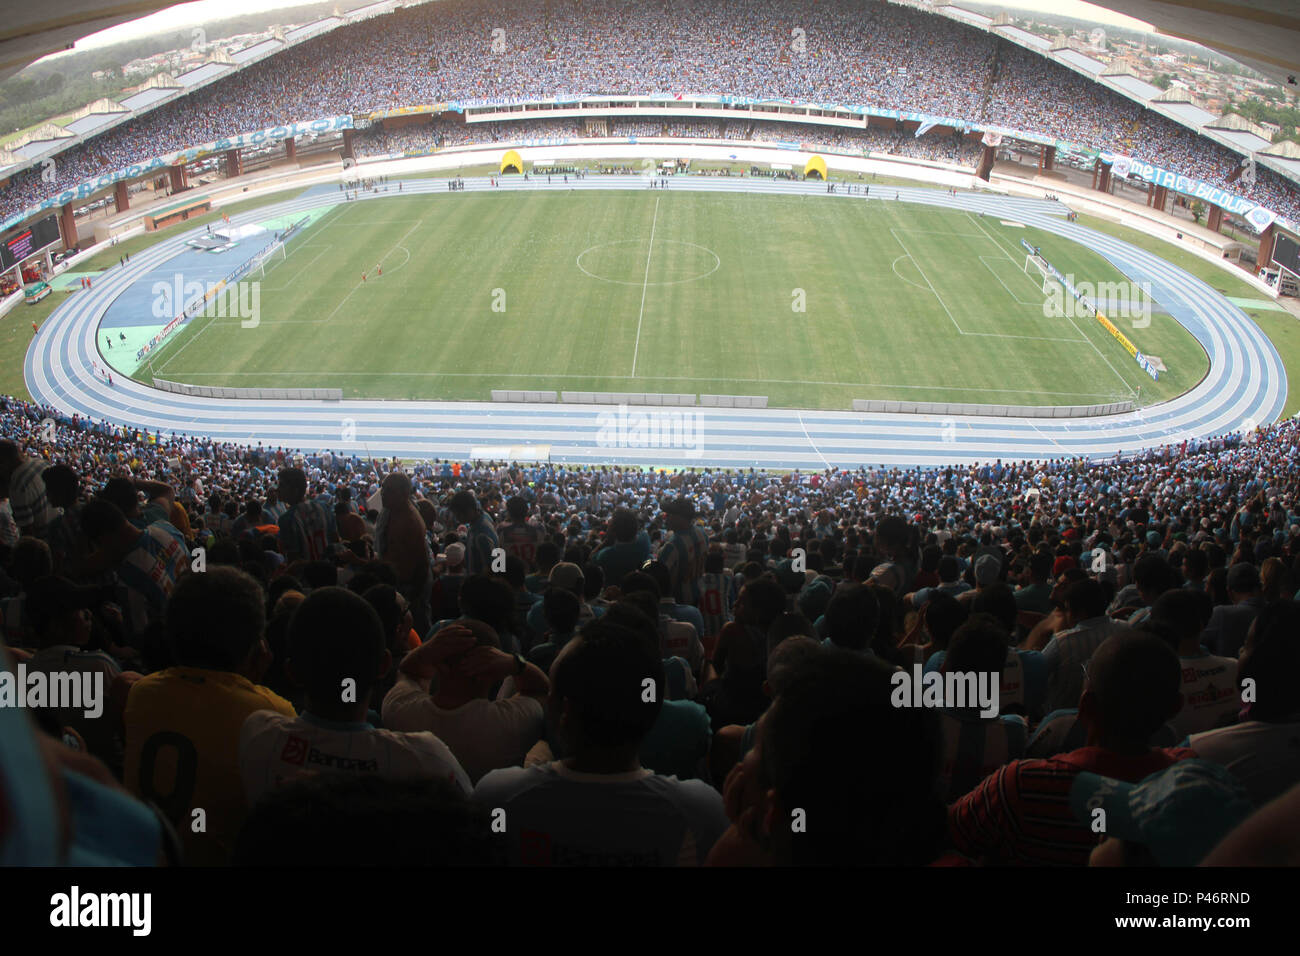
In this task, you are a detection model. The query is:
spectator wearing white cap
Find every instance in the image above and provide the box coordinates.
[957,553,1003,607]
[525,561,599,636]
[430,542,467,626]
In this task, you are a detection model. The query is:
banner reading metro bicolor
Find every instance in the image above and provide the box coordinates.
[1100,151,1276,233]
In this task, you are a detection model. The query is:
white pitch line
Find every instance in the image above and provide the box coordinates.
[966,210,1137,398]
[1065,312,1139,398]
[151,314,215,375]
[168,369,1120,399]
[322,215,427,324]
[261,245,331,292]
[890,255,930,292]
[966,211,1024,266]
[630,195,660,377]
[962,331,1090,343]
[890,228,964,335]
[978,255,1047,306]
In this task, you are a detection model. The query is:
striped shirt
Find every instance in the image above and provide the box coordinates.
[696,571,737,638]
[659,525,709,605]
[8,458,55,535]
[949,745,1198,866]
[117,522,188,637]
[0,501,17,548]
[497,521,543,570]
[278,499,337,562]
[1041,616,1125,713]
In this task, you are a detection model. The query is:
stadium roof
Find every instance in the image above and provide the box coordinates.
[0,2,189,83]
[1082,0,1300,92]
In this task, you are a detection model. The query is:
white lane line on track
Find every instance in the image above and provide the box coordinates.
[27,177,1283,466]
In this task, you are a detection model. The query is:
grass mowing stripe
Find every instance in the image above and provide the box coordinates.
[133,191,1209,409]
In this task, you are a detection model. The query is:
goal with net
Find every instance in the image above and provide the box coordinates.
[1025,252,1066,315]
[249,240,287,280]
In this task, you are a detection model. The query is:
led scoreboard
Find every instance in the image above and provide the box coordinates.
[1,214,61,271]
[1273,230,1300,279]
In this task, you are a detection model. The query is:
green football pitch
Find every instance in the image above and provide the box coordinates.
[138,189,1208,409]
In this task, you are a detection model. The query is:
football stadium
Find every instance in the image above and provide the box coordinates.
[2,0,1300,890]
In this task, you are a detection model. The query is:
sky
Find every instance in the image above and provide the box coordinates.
[42,0,352,56]
[962,0,1155,31]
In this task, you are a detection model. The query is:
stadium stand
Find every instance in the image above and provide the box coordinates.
[3,0,1299,872]
[1,0,1298,227]
[2,387,1299,865]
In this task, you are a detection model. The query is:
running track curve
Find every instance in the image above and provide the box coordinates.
[24,175,1287,469]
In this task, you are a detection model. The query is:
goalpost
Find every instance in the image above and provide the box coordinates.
[1024,252,1065,314]
[247,215,310,281]
[250,241,287,280]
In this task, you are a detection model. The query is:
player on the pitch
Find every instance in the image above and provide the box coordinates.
[376,263,382,276]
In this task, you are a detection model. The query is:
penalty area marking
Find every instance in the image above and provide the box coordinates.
[977,255,1056,308]
[890,255,930,292]
[377,245,413,278]
[964,210,1139,398]
[260,245,332,292]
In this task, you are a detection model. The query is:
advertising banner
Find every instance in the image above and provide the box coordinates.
[2,116,352,234]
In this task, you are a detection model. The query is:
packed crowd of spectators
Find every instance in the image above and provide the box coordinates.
[2,387,1298,865]
[352,116,981,167]
[354,123,456,157]
[2,0,1298,227]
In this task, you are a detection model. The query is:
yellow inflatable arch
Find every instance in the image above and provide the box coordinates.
[501,149,523,174]
[803,155,828,180]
